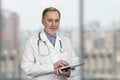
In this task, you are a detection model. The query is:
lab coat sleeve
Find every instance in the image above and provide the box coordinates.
[66,38,80,78]
[21,39,54,77]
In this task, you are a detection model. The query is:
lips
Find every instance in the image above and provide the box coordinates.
[50,27,57,30]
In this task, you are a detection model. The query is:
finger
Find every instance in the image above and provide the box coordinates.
[56,60,70,68]
[58,68,62,74]
[60,60,70,66]
[54,70,57,75]
[59,62,69,66]
[61,69,71,77]
[56,62,66,67]
[54,69,59,76]
[59,63,65,67]
[65,70,71,77]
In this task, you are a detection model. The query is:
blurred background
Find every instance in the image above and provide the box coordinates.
[0,0,120,80]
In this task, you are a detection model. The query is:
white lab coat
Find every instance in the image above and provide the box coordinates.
[21,30,80,80]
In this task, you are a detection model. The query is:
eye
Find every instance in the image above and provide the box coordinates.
[48,19,52,22]
[55,19,59,22]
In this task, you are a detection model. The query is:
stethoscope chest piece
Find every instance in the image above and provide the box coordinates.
[60,48,64,53]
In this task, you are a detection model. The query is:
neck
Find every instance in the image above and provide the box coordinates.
[44,29,56,36]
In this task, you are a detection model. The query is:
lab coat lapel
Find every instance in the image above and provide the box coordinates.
[40,30,61,51]
[40,31,62,63]
[55,34,62,52]
[40,31,54,49]
[50,34,63,63]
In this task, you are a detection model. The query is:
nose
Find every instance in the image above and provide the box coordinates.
[52,21,56,27]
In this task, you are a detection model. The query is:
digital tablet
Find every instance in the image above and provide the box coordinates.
[60,62,85,71]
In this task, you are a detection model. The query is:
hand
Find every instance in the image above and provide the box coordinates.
[54,60,71,77]
[60,69,71,77]
[54,60,69,70]
[54,68,71,77]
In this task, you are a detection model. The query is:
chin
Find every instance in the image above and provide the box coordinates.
[51,32,56,35]
[51,30,56,33]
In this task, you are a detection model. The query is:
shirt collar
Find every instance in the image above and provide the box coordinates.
[44,30,56,38]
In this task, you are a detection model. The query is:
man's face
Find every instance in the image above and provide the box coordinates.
[42,11,60,35]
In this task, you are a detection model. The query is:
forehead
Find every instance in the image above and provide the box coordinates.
[44,11,60,19]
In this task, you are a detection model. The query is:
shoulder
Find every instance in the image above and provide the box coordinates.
[27,33,39,44]
[59,34,71,43]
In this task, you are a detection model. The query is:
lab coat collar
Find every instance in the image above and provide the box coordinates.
[40,30,62,49]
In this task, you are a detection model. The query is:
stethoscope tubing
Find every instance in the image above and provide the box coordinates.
[37,32,64,56]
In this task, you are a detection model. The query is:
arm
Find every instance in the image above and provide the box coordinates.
[65,38,80,78]
[21,39,54,77]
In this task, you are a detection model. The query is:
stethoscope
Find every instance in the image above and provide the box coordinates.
[37,32,64,56]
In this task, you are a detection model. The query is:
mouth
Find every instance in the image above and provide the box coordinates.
[50,27,57,31]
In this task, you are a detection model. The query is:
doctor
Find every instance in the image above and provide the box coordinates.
[21,7,80,80]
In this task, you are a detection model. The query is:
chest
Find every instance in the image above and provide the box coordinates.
[34,43,71,64]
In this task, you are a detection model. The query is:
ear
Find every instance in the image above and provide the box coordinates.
[41,19,44,25]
